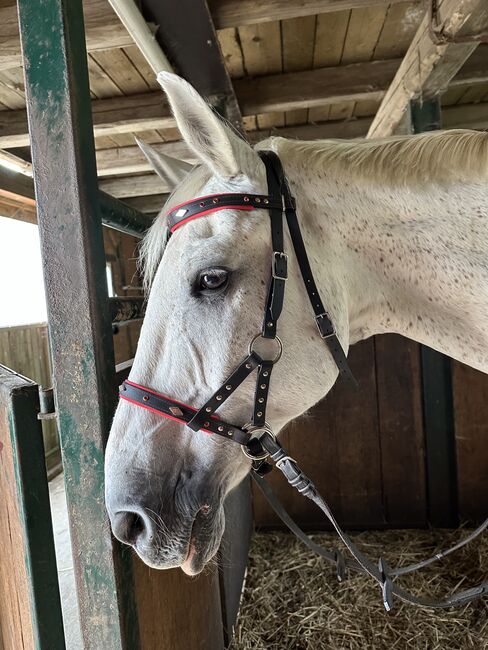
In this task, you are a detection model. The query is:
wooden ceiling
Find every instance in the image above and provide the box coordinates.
[0,0,487,214]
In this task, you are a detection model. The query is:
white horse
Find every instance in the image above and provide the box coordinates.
[105,72,488,575]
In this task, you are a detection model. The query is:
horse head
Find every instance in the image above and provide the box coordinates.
[104,73,345,574]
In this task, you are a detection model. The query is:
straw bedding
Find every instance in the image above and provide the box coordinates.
[229,528,488,650]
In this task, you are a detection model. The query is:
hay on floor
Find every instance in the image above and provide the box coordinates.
[229,528,488,650]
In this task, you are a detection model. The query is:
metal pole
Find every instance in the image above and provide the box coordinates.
[411,98,458,528]
[100,191,155,238]
[17,0,139,646]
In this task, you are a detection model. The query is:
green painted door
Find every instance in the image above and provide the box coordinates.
[0,365,65,649]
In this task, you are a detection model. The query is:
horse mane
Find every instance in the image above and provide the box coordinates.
[277,128,488,186]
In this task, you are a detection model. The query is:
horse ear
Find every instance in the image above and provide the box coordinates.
[135,137,193,189]
[157,72,256,179]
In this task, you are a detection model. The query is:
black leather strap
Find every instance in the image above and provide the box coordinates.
[252,360,273,427]
[259,151,288,339]
[120,380,251,446]
[187,352,262,431]
[261,150,357,387]
[166,193,283,234]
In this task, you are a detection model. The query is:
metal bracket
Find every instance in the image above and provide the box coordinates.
[428,0,488,45]
[38,387,57,421]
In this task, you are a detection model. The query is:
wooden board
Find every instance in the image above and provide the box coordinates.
[219,478,253,644]
[375,335,427,526]
[252,340,385,529]
[452,361,488,522]
[238,20,284,129]
[132,559,225,649]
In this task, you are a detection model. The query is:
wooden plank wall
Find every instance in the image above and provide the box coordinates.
[253,334,487,530]
[0,322,59,473]
[252,335,428,530]
[452,362,488,522]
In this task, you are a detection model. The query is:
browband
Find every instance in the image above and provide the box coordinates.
[165,192,293,235]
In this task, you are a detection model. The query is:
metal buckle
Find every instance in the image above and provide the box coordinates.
[315,313,336,339]
[272,251,288,280]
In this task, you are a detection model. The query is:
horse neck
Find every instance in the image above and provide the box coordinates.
[274,139,488,372]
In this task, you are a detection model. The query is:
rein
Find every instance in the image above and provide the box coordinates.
[120,151,487,611]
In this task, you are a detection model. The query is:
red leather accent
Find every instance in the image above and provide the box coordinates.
[169,204,254,233]
[125,379,193,409]
[121,380,215,434]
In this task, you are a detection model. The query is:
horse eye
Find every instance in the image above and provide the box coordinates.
[198,268,229,293]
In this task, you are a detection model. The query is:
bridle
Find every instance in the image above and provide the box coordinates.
[120,151,487,611]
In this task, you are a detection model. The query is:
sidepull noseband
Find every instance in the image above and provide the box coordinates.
[119,150,488,611]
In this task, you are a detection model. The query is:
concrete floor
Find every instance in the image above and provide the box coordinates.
[48,473,83,650]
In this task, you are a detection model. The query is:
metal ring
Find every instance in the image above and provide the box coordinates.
[241,423,276,461]
[248,334,283,364]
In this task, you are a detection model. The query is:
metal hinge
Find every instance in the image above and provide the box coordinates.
[38,386,57,421]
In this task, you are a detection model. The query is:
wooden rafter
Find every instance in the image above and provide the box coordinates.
[0,92,175,148]
[368,0,488,138]
[99,173,167,198]
[235,59,400,114]
[140,0,244,131]
[0,0,132,70]
[2,49,486,149]
[209,0,414,29]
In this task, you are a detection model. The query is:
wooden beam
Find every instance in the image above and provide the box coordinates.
[5,101,487,206]
[140,0,243,131]
[0,167,35,200]
[2,48,487,149]
[368,0,488,138]
[123,194,169,213]
[443,101,488,129]
[97,139,196,176]
[99,173,168,198]
[0,0,415,72]
[0,92,175,148]
[235,59,400,115]
[210,0,414,29]
[0,192,36,223]
[0,0,132,71]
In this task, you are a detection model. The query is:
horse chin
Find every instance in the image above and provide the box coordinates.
[181,505,225,575]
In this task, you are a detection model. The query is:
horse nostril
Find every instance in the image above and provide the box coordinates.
[112,511,146,546]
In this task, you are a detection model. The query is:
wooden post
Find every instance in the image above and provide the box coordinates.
[17,0,139,646]
[411,98,458,528]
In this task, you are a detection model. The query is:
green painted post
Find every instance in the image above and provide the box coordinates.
[411,98,458,528]
[17,0,139,647]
